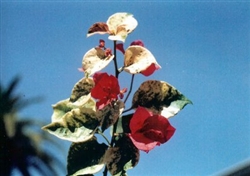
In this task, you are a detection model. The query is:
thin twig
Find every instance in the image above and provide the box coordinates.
[124,74,135,104]
[122,107,133,114]
[113,40,119,78]
[97,129,111,146]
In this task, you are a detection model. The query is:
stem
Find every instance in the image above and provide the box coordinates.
[97,129,111,146]
[113,40,119,78]
[122,107,133,114]
[103,41,119,176]
[103,167,108,176]
[124,74,135,104]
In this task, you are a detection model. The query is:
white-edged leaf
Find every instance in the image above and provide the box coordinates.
[82,47,114,76]
[123,46,161,74]
[71,164,104,176]
[67,137,108,175]
[42,107,99,142]
[51,94,95,122]
[132,80,192,118]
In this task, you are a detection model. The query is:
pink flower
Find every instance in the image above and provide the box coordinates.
[91,72,120,109]
[129,107,175,152]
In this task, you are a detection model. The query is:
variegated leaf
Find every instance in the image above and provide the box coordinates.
[42,107,99,142]
[67,137,108,176]
[108,26,128,43]
[87,22,109,37]
[132,80,192,118]
[107,13,137,42]
[104,135,139,176]
[96,100,124,132]
[82,47,114,76]
[70,77,94,102]
[123,46,161,75]
[51,95,95,122]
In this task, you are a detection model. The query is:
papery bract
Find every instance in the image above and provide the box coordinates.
[129,107,175,152]
[91,72,120,109]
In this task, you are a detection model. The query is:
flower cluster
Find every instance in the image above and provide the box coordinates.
[42,12,192,176]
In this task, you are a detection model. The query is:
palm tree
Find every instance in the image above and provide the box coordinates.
[0,77,65,176]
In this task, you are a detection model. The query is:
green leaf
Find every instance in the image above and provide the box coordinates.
[107,13,137,42]
[104,135,139,175]
[42,107,99,142]
[70,77,94,102]
[87,22,109,37]
[67,137,108,176]
[123,46,161,74]
[132,80,192,118]
[96,100,124,132]
[82,47,114,76]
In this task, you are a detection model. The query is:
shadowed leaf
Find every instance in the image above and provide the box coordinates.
[96,100,124,132]
[67,137,108,176]
[116,113,133,134]
[70,77,94,102]
[104,135,139,176]
[132,80,192,118]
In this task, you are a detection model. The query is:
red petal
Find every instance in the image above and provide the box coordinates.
[129,133,159,153]
[116,43,125,54]
[130,40,145,47]
[141,115,176,143]
[141,63,161,76]
[129,107,153,133]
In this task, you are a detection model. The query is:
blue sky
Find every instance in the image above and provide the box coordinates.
[1,1,250,176]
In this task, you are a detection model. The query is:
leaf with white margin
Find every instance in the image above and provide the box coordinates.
[123,46,161,75]
[50,94,95,122]
[107,12,138,42]
[67,137,108,176]
[132,80,192,118]
[70,77,94,102]
[82,47,114,76]
[42,107,99,142]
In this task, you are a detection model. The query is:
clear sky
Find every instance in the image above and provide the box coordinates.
[1,1,250,176]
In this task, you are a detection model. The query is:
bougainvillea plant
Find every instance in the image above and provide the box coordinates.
[42,12,192,176]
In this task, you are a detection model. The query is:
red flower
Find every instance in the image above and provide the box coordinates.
[129,106,175,152]
[91,72,120,109]
[140,63,161,76]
